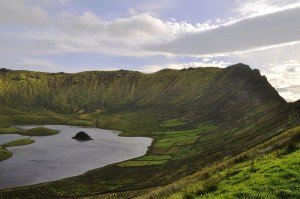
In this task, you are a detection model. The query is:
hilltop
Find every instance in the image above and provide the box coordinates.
[0,64,299,198]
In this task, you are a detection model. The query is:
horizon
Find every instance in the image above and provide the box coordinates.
[1,62,246,73]
[0,0,299,101]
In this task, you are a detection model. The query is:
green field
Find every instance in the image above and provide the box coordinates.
[118,155,172,167]
[160,119,187,128]
[0,105,94,128]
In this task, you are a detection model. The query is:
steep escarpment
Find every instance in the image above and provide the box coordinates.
[0,64,285,118]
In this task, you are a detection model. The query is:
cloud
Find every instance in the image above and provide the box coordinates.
[234,0,300,16]
[0,1,49,26]
[147,5,300,56]
[1,0,299,59]
[134,0,175,13]
[0,0,213,57]
[36,0,71,6]
[0,53,63,72]
[224,42,300,102]
[260,59,300,102]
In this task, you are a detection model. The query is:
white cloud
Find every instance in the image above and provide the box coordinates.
[234,0,300,16]
[1,1,299,61]
[261,59,300,101]
[0,0,214,57]
[264,61,300,102]
[148,5,300,56]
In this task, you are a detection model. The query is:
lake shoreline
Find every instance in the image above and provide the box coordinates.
[0,125,152,189]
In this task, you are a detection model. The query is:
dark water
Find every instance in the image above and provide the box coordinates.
[0,125,152,189]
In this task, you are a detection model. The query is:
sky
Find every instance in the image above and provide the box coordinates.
[0,0,299,102]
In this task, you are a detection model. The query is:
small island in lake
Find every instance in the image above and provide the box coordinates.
[22,127,59,136]
[72,131,93,141]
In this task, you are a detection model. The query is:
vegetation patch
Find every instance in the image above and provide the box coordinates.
[0,148,13,161]
[118,160,168,167]
[195,122,218,131]
[95,111,161,136]
[160,119,187,128]
[153,128,203,149]
[0,127,23,135]
[118,155,172,167]
[0,106,26,115]
[66,119,94,126]
[0,106,94,128]
[21,127,59,136]
[134,155,172,161]
[2,138,35,148]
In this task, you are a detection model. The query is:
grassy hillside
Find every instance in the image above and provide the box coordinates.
[0,106,94,128]
[160,127,300,199]
[0,64,285,116]
[0,64,299,198]
[192,149,299,199]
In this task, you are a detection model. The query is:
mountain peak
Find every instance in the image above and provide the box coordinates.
[0,68,11,73]
[227,63,251,70]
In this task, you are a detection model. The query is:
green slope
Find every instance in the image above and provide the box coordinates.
[166,127,300,199]
[195,150,300,199]
[0,64,285,116]
[0,106,94,128]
